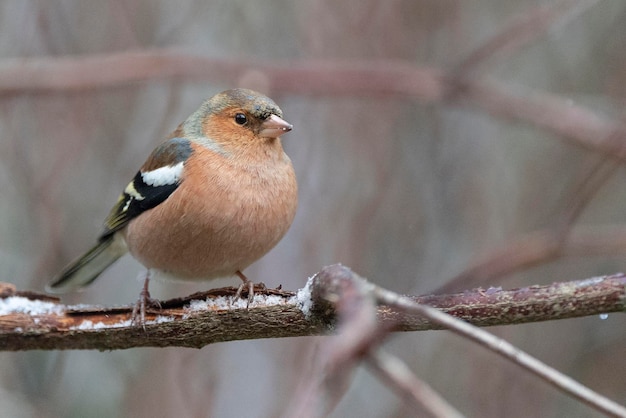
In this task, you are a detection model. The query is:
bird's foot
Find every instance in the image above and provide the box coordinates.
[131,274,162,329]
[234,271,267,308]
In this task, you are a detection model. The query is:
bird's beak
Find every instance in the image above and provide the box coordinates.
[259,114,293,139]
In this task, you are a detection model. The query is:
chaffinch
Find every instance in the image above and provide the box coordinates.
[47,88,298,319]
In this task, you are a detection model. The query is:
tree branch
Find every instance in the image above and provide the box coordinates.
[291,265,626,418]
[0,265,624,351]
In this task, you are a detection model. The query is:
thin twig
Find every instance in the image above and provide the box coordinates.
[552,157,620,238]
[367,349,465,418]
[438,159,620,293]
[437,222,626,294]
[453,78,626,159]
[454,0,600,74]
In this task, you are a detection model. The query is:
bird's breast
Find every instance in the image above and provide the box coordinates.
[124,146,297,280]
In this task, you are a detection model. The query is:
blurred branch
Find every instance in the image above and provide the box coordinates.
[0,50,443,99]
[1,50,624,160]
[366,350,464,418]
[454,0,599,74]
[438,160,621,293]
[290,267,463,418]
[453,0,600,74]
[0,265,624,351]
[438,224,626,293]
[452,78,626,158]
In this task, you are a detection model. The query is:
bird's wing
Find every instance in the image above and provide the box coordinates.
[101,137,193,238]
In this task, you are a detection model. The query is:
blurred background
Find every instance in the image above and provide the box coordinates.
[1,1,625,417]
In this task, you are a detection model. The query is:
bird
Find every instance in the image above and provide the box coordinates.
[47,88,298,323]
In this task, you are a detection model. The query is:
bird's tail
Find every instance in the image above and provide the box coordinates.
[47,233,127,293]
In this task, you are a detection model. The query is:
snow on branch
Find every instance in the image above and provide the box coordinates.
[0,264,624,351]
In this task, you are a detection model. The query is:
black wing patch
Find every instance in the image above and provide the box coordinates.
[101,138,193,238]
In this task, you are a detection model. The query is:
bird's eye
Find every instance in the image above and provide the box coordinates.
[234,113,247,125]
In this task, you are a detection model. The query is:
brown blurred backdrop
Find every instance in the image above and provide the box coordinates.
[1,1,625,417]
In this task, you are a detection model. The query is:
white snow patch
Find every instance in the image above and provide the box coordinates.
[148,315,175,324]
[71,319,133,330]
[576,276,607,287]
[183,293,296,318]
[0,296,65,316]
[69,315,174,331]
[296,276,315,317]
[67,303,102,311]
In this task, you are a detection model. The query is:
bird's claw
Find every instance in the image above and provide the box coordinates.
[131,275,161,329]
[234,280,255,308]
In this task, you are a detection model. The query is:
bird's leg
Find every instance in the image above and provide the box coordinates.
[234,270,255,306]
[131,270,161,328]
